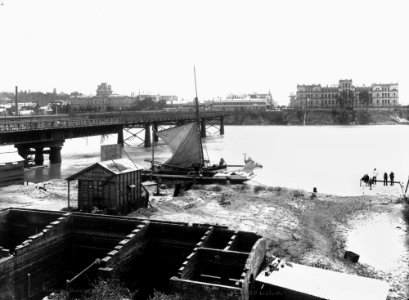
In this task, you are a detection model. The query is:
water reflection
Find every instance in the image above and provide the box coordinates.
[25,163,62,183]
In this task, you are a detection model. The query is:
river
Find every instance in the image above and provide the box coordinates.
[16,124,409,196]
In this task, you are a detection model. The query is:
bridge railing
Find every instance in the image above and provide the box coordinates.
[0,110,229,133]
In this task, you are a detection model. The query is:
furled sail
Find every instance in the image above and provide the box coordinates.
[156,123,202,168]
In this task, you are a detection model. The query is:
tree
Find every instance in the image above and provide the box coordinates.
[157,99,167,110]
[337,91,354,109]
[358,90,371,107]
[335,91,355,124]
[70,91,83,97]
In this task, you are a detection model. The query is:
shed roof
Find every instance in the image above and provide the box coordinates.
[256,262,389,300]
[0,152,24,164]
[66,158,142,181]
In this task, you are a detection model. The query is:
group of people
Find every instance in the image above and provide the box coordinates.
[361,168,395,188]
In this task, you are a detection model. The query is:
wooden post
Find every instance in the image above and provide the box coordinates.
[67,181,70,208]
[27,273,31,299]
[15,86,19,117]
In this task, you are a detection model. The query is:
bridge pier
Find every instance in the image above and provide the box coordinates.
[15,140,65,165]
[117,127,124,146]
[49,147,62,164]
[220,117,224,135]
[200,119,206,138]
[34,147,44,166]
[153,123,158,142]
[16,146,29,160]
[144,124,151,148]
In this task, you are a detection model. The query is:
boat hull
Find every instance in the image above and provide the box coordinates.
[141,171,251,185]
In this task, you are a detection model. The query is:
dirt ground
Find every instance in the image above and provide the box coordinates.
[0,180,407,299]
[130,183,408,300]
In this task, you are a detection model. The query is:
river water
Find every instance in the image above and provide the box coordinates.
[16,124,409,196]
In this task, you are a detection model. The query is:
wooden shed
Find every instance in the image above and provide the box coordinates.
[0,152,25,187]
[66,159,148,214]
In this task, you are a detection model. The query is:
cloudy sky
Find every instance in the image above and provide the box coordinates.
[0,0,408,105]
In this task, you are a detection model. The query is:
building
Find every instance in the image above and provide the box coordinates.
[0,151,25,187]
[66,159,147,214]
[290,79,399,108]
[69,84,178,112]
[0,95,11,105]
[96,82,113,97]
[69,95,137,112]
[205,92,275,111]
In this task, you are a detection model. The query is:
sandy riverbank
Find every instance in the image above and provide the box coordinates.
[0,180,407,299]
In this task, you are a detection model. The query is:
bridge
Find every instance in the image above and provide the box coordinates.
[0,111,228,165]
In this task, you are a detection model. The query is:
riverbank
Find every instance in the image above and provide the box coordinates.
[0,180,407,299]
[130,183,407,300]
[222,108,408,125]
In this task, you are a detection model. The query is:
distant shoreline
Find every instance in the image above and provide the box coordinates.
[217,108,409,126]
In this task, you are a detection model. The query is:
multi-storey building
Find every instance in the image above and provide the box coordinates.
[70,83,178,112]
[96,83,113,97]
[204,92,276,111]
[290,79,398,108]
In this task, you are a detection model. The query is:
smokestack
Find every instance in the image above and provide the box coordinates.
[15,86,18,116]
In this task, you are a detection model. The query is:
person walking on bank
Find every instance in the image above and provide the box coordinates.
[390,171,395,186]
[383,172,388,186]
[372,168,379,185]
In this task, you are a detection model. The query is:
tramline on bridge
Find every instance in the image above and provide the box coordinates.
[0,110,228,165]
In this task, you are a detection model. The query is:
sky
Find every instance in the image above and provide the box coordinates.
[0,0,408,105]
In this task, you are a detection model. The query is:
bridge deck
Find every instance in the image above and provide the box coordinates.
[0,111,228,133]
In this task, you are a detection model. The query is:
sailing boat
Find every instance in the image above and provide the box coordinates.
[141,69,259,184]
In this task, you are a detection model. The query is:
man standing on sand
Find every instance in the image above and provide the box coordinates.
[390,172,395,186]
[372,168,378,185]
[383,172,388,186]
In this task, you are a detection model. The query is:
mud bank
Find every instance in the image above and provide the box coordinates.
[131,184,408,300]
[0,180,407,299]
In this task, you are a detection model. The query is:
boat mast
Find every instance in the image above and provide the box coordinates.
[194,66,205,166]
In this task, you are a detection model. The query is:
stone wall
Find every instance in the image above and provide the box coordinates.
[3,212,72,299]
[170,278,242,300]
[0,209,266,300]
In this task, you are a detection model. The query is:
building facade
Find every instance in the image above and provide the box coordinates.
[290,80,399,108]
[205,92,275,111]
[96,82,113,97]
[70,83,178,112]
[66,159,147,214]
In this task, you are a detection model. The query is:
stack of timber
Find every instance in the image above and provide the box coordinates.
[0,152,25,187]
